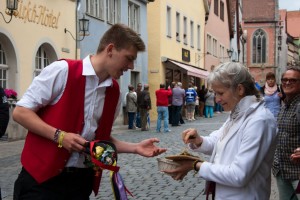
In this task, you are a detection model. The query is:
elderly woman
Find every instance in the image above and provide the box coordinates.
[164,62,277,199]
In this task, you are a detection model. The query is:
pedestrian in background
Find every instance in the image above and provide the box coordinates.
[126,85,137,129]
[194,86,200,118]
[204,88,215,118]
[260,72,285,119]
[164,62,277,199]
[155,83,172,133]
[167,81,176,125]
[272,65,300,200]
[0,86,9,138]
[139,84,151,131]
[185,83,197,121]
[12,24,166,200]
[171,82,185,127]
[198,85,206,117]
[135,82,142,128]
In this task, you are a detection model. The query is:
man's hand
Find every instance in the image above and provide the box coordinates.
[61,132,87,153]
[136,138,167,157]
[291,147,300,164]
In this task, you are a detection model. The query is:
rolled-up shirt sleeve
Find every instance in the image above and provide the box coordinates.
[17,60,68,112]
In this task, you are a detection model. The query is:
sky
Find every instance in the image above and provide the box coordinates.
[279,0,300,11]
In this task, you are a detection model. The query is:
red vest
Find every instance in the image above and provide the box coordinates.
[21,59,120,184]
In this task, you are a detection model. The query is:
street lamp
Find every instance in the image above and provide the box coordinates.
[240,30,247,65]
[227,48,233,59]
[0,0,19,24]
[64,15,90,41]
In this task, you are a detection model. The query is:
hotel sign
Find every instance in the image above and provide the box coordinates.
[182,48,190,62]
[15,0,60,29]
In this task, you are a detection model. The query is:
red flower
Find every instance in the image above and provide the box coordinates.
[4,89,17,99]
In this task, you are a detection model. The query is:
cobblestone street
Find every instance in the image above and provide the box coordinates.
[0,112,279,199]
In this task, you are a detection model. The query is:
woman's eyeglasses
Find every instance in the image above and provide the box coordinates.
[281,78,300,84]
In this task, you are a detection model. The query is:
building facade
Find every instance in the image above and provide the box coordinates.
[242,0,279,85]
[147,0,209,119]
[0,0,77,139]
[205,0,232,71]
[78,0,150,125]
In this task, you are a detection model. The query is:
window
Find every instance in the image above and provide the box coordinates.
[190,21,194,48]
[252,29,267,63]
[106,0,120,24]
[86,0,104,19]
[128,2,140,33]
[219,44,225,62]
[166,6,171,37]
[213,38,218,56]
[183,16,187,45]
[220,1,224,21]
[207,34,212,54]
[214,0,219,16]
[176,12,180,42]
[197,25,201,50]
[35,46,49,77]
[0,43,8,88]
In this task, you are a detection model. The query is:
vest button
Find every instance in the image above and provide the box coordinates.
[58,168,63,172]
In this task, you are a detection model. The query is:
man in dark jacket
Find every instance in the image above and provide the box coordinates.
[139,84,151,131]
[0,86,9,138]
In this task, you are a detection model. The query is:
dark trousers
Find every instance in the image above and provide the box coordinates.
[127,112,135,129]
[168,105,173,124]
[14,167,94,200]
[140,108,148,131]
[172,105,182,126]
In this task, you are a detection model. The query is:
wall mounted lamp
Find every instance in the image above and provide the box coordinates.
[0,0,18,24]
[227,48,233,59]
[64,15,90,41]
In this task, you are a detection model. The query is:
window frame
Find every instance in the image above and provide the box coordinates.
[166,6,172,37]
[34,46,50,77]
[176,12,181,42]
[128,1,140,33]
[86,0,104,20]
[106,0,120,24]
[252,29,267,64]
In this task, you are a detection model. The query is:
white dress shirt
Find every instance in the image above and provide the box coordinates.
[17,55,121,168]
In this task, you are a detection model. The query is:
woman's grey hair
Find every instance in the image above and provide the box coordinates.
[207,62,260,98]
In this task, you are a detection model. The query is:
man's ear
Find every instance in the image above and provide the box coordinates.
[237,84,245,96]
[106,43,114,57]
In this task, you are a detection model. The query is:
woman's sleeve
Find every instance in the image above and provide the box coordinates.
[199,115,276,187]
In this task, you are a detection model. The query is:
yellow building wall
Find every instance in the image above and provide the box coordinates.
[147,0,207,120]
[0,0,76,96]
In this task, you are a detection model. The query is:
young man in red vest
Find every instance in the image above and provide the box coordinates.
[13,24,167,200]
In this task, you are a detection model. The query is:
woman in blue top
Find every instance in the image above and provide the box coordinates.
[185,83,197,121]
[260,72,284,119]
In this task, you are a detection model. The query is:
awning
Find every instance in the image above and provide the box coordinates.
[169,60,209,79]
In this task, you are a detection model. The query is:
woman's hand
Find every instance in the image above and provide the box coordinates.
[291,147,300,164]
[182,128,203,147]
[136,138,167,157]
[162,160,194,181]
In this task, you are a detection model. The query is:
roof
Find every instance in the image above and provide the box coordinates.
[287,11,300,39]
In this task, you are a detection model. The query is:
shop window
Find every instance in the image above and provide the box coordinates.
[0,43,8,88]
[35,46,50,77]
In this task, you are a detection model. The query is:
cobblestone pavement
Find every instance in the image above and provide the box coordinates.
[0,112,279,200]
